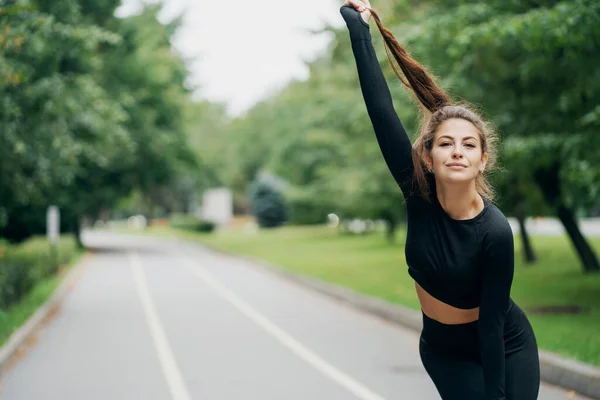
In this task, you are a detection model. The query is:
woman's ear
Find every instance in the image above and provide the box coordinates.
[480,152,489,173]
[424,154,433,172]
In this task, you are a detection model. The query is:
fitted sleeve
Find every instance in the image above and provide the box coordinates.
[478,219,515,400]
[340,5,415,197]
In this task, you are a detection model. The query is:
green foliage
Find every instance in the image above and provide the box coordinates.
[0,0,210,241]
[0,1,126,214]
[400,0,600,209]
[285,187,334,225]
[210,0,599,238]
[248,179,289,228]
[0,236,76,309]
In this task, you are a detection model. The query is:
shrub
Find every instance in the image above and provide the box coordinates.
[248,180,288,228]
[285,193,332,225]
[169,214,216,233]
[0,236,77,310]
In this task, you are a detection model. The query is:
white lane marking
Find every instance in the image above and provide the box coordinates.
[129,252,192,400]
[179,253,388,400]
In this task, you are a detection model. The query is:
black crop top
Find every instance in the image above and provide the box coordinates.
[340,6,515,400]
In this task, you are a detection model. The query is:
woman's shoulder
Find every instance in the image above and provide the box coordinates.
[477,200,514,244]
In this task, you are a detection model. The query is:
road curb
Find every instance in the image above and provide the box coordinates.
[0,251,91,373]
[194,242,600,400]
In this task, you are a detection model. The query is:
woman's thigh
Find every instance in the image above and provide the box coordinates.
[420,342,540,400]
[505,328,540,399]
[420,345,484,399]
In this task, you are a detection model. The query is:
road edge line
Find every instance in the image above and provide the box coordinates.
[185,240,600,400]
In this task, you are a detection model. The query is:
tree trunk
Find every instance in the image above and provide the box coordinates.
[73,215,84,249]
[516,213,537,264]
[385,218,396,243]
[534,163,600,273]
[514,200,536,264]
[379,209,397,243]
[557,204,600,273]
[145,195,154,227]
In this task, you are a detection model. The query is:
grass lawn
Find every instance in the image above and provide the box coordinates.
[0,250,85,347]
[134,223,600,367]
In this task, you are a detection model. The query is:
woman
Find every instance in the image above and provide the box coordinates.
[340,1,540,399]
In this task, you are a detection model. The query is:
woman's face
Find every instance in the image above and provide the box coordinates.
[426,118,488,184]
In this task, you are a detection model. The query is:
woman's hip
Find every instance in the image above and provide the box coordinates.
[419,299,537,361]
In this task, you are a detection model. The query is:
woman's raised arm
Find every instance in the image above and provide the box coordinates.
[340,3,415,196]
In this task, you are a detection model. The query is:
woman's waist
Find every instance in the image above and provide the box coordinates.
[414,279,481,325]
[420,299,525,354]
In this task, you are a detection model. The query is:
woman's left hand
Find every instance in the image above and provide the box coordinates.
[343,0,372,23]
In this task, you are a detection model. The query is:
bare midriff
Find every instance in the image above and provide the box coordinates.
[415,281,480,324]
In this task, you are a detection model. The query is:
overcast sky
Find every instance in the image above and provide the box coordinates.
[116,0,345,117]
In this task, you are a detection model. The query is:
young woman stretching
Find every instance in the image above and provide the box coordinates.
[340,1,540,399]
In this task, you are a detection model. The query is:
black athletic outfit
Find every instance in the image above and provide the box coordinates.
[340,6,540,399]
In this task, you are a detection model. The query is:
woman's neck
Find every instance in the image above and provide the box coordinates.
[435,181,484,220]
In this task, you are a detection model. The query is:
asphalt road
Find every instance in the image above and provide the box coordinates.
[0,231,591,399]
[507,217,600,237]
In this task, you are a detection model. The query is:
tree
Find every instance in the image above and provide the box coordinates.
[0,0,128,243]
[180,0,600,272]
[0,0,204,244]
[249,178,288,228]
[398,0,600,271]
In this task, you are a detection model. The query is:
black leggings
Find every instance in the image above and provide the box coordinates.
[419,300,540,399]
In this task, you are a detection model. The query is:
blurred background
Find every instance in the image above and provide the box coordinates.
[0,0,599,388]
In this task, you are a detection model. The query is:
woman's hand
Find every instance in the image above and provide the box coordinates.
[343,0,372,23]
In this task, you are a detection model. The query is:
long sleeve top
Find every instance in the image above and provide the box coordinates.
[340,6,515,399]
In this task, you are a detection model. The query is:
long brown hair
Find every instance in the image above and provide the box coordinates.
[368,8,499,202]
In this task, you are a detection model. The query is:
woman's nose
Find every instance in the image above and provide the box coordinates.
[452,148,463,158]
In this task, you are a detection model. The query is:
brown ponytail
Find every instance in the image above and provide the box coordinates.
[366,7,500,202]
[369,8,451,112]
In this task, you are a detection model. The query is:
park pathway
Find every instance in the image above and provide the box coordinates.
[0,231,589,399]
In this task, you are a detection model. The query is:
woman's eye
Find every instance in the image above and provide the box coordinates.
[441,143,451,146]
[465,143,476,148]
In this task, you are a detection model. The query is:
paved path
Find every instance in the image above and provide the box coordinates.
[507,217,600,237]
[0,231,590,399]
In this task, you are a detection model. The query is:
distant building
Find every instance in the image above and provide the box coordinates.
[199,188,233,226]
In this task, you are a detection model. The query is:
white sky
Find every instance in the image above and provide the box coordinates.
[116,0,345,117]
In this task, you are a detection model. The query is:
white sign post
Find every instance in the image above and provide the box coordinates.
[47,206,60,270]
